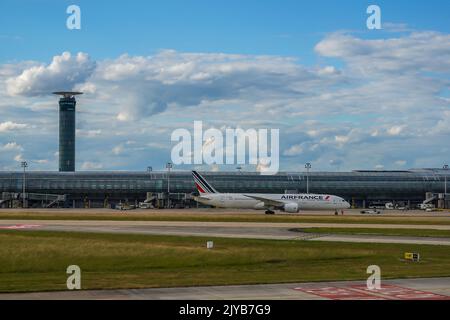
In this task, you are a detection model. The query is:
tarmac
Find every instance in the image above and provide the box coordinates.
[2,219,450,245]
[1,207,450,216]
[1,210,450,299]
[1,277,449,300]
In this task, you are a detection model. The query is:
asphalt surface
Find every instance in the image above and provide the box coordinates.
[2,208,450,216]
[2,214,450,300]
[1,278,449,300]
[2,219,450,245]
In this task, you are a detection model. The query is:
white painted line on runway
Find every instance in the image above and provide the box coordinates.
[312,235,450,246]
[0,224,41,230]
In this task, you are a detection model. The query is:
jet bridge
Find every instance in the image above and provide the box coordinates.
[422,192,449,209]
[1,192,66,208]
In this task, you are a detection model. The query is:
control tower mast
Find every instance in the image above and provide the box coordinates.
[53,91,83,172]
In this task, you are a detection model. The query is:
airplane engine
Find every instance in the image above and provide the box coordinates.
[283,203,299,213]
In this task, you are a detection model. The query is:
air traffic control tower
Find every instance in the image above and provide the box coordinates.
[53,91,83,172]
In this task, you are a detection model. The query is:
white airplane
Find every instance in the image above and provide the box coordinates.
[192,171,351,214]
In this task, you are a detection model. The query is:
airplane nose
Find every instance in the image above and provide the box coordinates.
[345,201,351,209]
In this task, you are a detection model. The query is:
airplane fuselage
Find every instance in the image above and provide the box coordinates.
[195,193,350,211]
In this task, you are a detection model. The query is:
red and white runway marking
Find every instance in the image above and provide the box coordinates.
[0,224,41,230]
[293,286,387,300]
[350,284,450,300]
[294,284,450,300]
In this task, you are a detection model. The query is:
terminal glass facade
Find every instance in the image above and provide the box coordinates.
[0,169,449,206]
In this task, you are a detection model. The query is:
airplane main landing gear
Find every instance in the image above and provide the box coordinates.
[265,210,275,215]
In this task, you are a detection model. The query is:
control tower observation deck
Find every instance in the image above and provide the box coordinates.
[53,92,83,172]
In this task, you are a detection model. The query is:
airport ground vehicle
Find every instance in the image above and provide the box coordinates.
[360,209,382,214]
[419,203,434,210]
[138,202,153,209]
[115,203,137,211]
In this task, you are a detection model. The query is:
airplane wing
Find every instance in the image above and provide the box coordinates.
[243,194,285,207]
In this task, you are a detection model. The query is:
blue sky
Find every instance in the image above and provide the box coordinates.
[0,1,449,172]
[1,0,449,62]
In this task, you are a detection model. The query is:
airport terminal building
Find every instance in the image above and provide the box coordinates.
[1,168,449,209]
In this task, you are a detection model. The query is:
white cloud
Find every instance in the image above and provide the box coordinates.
[33,159,48,164]
[0,121,27,132]
[395,160,407,166]
[112,144,124,155]
[317,66,340,76]
[335,135,350,144]
[0,142,23,151]
[329,159,343,167]
[6,52,96,96]
[315,31,450,74]
[81,161,103,170]
[76,129,102,138]
[387,126,404,136]
[0,29,449,172]
[117,112,130,122]
[432,110,450,135]
[283,144,303,156]
[88,50,326,121]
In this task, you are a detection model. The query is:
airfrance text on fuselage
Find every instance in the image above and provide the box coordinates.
[281,195,329,201]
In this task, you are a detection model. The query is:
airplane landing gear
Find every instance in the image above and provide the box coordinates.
[265,210,275,215]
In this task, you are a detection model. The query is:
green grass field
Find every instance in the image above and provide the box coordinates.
[1,210,450,225]
[299,228,450,238]
[1,230,450,293]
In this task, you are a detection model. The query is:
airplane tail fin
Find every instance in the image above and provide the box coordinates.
[192,171,218,194]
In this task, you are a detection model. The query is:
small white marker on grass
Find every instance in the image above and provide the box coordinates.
[207,241,214,249]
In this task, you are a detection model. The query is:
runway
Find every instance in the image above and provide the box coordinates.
[2,219,450,245]
[1,208,450,216]
[1,277,449,300]
[2,217,450,300]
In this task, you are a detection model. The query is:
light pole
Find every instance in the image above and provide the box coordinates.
[444,164,449,195]
[21,161,28,208]
[305,162,311,194]
[166,162,173,208]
